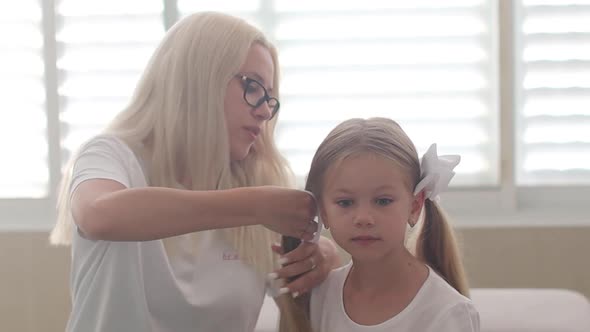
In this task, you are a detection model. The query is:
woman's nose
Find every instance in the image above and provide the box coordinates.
[252,101,272,121]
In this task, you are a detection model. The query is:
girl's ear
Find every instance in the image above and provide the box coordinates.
[410,190,425,222]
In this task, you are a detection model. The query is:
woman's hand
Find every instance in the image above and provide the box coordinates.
[255,186,318,241]
[270,236,341,297]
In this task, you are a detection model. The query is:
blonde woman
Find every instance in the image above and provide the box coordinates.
[50,12,339,332]
[279,118,479,332]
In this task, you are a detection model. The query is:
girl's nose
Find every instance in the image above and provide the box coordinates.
[353,208,375,228]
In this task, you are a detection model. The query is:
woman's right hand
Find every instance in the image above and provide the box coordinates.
[254,186,318,240]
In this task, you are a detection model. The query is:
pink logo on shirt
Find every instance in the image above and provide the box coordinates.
[222,252,240,260]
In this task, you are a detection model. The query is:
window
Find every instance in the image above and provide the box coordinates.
[1,0,46,198]
[1,0,588,229]
[516,0,590,185]
[57,0,165,160]
[180,0,499,187]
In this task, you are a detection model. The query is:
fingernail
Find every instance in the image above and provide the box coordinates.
[267,272,278,281]
[292,291,299,298]
[279,287,289,295]
[277,257,289,265]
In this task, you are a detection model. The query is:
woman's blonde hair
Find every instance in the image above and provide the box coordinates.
[279,117,470,332]
[50,12,291,274]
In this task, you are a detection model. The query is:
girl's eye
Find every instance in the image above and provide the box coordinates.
[336,199,353,207]
[376,198,393,206]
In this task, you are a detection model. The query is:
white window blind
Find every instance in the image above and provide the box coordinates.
[0,1,47,198]
[517,0,590,185]
[180,0,499,187]
[3,1,590,229]
[56,0,165,162]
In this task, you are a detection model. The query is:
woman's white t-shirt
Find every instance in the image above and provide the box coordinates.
[67,135,271,332]
[310,262,480,332]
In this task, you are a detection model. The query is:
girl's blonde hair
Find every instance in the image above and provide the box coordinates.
[279,117,470,332]
[50,12,292,274]
[307,117,469,296]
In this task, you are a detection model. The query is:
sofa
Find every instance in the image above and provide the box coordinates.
[255,288,590,332]
[471,288,590,332]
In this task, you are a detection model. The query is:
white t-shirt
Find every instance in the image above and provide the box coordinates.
[310,262,480,332]
[67,135,271,332]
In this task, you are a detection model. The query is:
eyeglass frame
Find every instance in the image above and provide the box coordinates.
[236,74,280,120]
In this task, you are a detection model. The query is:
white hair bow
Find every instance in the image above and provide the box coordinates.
[413,144,460,201]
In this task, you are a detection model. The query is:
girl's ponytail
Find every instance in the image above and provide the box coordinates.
[276,292,312,332]
[415,199,470,297]
[276,236,313,332]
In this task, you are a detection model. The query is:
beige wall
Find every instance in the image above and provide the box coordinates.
[1,232,70,332]
[1,227,589,332]
[460,227,590,294]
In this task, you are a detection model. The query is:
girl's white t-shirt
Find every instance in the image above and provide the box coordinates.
[67,135,271,332]
[310,262,480,332]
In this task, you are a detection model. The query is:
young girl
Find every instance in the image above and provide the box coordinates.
[279,117,479,331]
[49,12,339,332]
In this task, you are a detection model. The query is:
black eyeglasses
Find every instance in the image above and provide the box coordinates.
[237,75,280,120]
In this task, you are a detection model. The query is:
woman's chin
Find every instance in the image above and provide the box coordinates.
[230,145,254,162]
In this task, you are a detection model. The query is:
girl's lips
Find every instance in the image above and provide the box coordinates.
[351,236,381,245]
[352,235,380,241]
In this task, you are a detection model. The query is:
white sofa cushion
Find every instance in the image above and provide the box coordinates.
[471,288,590,332]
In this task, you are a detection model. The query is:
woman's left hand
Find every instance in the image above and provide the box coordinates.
[270,236,341,297]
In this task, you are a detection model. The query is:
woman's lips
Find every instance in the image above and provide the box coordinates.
[244,126,260,140]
